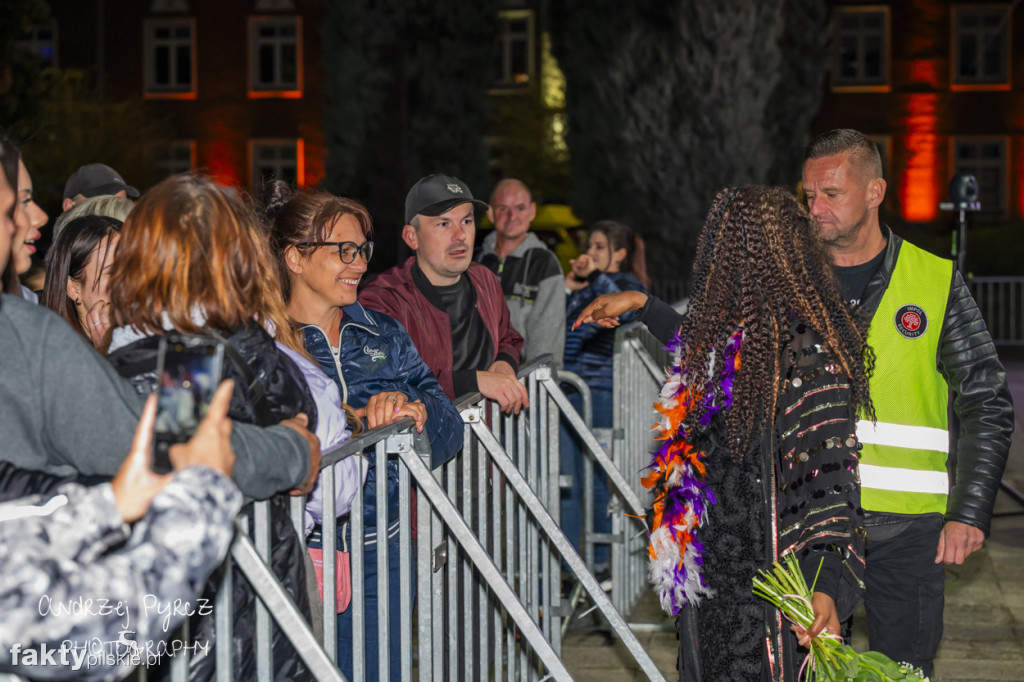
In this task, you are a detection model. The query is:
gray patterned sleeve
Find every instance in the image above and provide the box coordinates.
[0,466,241,681]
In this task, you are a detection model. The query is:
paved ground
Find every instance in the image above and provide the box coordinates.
[561,350,1024,681]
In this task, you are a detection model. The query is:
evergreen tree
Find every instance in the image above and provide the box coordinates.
[549,0,830,287]
[764,0,831,187]
[322,0,498,266]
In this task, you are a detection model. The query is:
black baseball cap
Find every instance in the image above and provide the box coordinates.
[63,163,140,200]
[404,173,487,224]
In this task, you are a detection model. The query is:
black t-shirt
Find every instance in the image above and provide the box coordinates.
[434,278,493,374]
[833,246,886,307]
[411,263,493,396]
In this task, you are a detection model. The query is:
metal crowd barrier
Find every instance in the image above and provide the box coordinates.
[2,352,677,681]
[132,356,665,681]
[968,275,1024,345]
[608,313,678,622]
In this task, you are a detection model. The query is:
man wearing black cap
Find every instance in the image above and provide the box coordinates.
[62,163,140,212]
[360,173,529,413]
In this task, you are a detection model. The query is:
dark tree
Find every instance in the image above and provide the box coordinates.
[764,0,832,186]
[322,0,499,267]
[549,0,830,288]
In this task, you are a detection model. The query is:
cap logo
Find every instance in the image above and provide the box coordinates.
[446,183,464,194]
[894,304,927,339]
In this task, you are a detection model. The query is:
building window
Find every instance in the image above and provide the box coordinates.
[151,141,196,178]
[251,139,303,190]
[249,16,302,96]
[495,10,534,89]
[144,18,196,97]
[953,138,1006,213]
[832,7,889,89]
[953,5,1010,87]
[18,22,58,68]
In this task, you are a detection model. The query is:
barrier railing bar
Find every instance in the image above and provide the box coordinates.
[445,449,458,682]
[541,377,646,519]
[350,449,365,682]
[415,464,433,682]
[214,548,233,680]
[398,457,413,682]
[392,429,575,681]
[374,441,390,682]
[229,531,346,682]
[629,337,667,381]
[462,429,473,682]
[254,501,273,682]
[467,420,666,682]
[322,463,338,660]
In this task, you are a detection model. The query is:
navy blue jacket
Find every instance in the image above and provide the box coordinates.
[564,271,647,391]
[301,302,462,467]
[301,303,463,537]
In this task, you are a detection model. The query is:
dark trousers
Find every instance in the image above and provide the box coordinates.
[863,514,945,677]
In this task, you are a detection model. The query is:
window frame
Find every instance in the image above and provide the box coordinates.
[831,5,891,92]
[143,17,198,99]
[950,136,1009,215]
[248,15,303,99]
[18,21,59,68]
[249,138,305,191]
[149,140,197,178]
[491,9,535,93]
[951,4,1011,90]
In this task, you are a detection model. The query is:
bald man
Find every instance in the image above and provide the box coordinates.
[477,179,565,368]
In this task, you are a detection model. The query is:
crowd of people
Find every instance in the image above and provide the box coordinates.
[0,125,1014,682]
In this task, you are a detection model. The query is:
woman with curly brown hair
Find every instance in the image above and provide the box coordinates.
[576,185,873,681]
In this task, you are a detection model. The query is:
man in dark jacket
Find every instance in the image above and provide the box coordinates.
[360,173,529,413]
[802,128,1014,676]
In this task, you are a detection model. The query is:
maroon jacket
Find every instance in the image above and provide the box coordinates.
[359,257,524,400]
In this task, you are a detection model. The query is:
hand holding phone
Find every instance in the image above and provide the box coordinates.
[153,334,225,473]
[113,379,236,523]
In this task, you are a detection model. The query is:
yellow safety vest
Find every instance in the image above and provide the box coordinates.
[856,241,954,515]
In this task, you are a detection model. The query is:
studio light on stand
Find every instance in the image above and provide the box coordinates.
[938,173,981,274]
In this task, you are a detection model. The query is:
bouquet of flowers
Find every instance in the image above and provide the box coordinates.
[752,553,928,682]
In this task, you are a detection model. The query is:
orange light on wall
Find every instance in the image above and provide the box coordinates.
[908,60,939,88]
[899,94,941,222]
[205,139,241,187]
[198,109,246,188]
[298,123,325,188]
[1016,137,1024,217]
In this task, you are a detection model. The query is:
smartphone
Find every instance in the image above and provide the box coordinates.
[153,334,225,473]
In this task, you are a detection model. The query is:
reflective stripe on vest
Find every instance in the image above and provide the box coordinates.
[859,241,953,516]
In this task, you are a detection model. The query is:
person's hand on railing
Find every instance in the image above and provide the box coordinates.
[279,412,322,496]
[477,360,529,414]
[112,380,236,523]
[357,390,426,434]
[573,291,650,330]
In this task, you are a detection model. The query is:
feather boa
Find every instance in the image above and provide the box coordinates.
[643,326,743,615]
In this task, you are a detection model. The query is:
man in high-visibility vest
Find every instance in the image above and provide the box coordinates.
[802,128,1014,676]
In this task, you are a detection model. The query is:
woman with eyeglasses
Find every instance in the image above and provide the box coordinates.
[264,182,461,682]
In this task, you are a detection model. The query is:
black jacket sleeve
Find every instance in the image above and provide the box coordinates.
[939,271,1015,535]
[638,295,685,345]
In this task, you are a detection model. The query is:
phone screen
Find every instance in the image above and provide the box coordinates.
[153,335,225,473]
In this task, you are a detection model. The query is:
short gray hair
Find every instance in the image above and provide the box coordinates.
[805,129,883,179]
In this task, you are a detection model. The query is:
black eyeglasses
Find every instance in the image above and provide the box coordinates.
[298,240,374,264]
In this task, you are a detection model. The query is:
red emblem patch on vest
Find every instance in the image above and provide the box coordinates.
[894,304,927,339]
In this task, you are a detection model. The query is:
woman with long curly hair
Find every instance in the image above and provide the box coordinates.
[575,185,873,681]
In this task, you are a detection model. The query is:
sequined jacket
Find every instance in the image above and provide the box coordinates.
[0,467,241,681]
[637,301,865,682]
